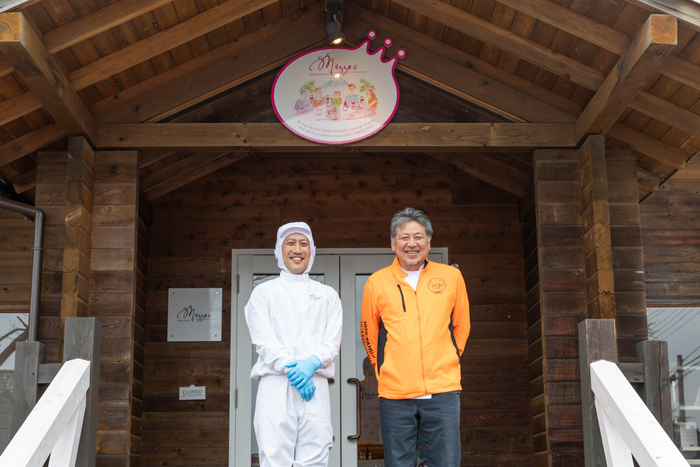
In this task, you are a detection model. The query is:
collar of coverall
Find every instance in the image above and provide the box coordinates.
[274,222,316,274]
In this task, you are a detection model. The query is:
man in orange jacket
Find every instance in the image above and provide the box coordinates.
[361,207,470,467]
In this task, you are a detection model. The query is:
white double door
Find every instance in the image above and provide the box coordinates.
[230,248,447,467]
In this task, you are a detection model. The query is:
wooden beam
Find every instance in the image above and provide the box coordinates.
[42,0,174,54]
[145,152,249,201]
[630,91,700,140]
[0,0,175,79]
[575,15,676,142]
[0,91,41,126]
[92,1,324,118]
[637,166,661,192]
[495,0,700,92]
[97,6,326,123]
[139,151,176,169]
[68,0,279,91]
[0,13,97,143]
[428,152,531,197]
[0,0,40,14]
[607,123,688,169]
[141,152,230,193]
[390,0,604,90]
[96,123,577,152]
[0,123,66,166]
[625,0,700,34]
[10,167,36,193]
[345,3,691,170]
[344,9,574,123]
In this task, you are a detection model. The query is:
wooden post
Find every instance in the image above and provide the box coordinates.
[636,341,672,438]
[35,150,68,363]
[63,317,101,467]
[10,341,45,436]
[579,319,617,467]
[61,137,94,355]
[579,135,616,320]
[606,150,647,362]
[89,150,142,466]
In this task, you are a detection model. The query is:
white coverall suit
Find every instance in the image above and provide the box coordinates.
[244,223,343,467]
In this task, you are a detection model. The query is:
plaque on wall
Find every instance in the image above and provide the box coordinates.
[167,288,222,342]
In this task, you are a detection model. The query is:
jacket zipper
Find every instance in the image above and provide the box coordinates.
[396,284,406,312]
[414,290,428,395]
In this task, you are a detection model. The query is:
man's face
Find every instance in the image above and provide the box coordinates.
[391,221,431,271]
[282,233,311,274]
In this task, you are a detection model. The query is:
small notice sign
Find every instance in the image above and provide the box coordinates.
[168,288,222,342]
[179,385,206,401]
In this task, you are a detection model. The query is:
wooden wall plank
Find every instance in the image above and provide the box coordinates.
[641,154,700,306]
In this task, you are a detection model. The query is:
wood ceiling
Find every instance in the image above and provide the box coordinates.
[0,0,699,203]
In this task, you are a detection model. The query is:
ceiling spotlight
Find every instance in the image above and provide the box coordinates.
[326,6,344,45]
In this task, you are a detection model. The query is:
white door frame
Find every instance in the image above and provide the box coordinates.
[229,248,448,467]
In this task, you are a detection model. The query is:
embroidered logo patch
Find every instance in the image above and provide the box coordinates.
[428,278,447,294]
[309,294,323,301]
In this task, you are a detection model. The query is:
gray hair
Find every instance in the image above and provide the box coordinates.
[390,207,433,240]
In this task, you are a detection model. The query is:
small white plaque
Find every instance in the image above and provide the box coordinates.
[179,385,206,401]
[168,288,222,342]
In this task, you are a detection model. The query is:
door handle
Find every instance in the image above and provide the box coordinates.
[347,378,361,440]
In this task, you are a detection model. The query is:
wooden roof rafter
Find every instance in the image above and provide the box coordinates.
[96,3,328,123]
[0,13,96,141]
[0,0,698,203]
[575,14,677,143]
[344,4,692,170]
[67,0,280,92]
[428,152,532,198]
[0,0,176,79]
[493,0,700,92]
[144,152,251,201]
[626,0,700,33]
[0,0,40,14]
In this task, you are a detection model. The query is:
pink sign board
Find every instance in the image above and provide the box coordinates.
[272,37,403,145]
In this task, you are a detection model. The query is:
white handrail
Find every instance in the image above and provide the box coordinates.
[591,360,690,467]
[0,358,90,467]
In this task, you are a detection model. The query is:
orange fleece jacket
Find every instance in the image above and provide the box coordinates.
[360,258,470,399]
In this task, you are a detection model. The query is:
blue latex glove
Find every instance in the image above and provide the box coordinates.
[297,378,316,401]
[286,355,322,387]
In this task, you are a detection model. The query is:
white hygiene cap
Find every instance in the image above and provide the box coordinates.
[274,222,316,274]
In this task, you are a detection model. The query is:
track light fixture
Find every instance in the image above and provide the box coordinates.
[325,6,344,45]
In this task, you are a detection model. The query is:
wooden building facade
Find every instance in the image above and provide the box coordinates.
[1,0,700,466]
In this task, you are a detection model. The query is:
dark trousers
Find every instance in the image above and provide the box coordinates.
[379,391,461,467]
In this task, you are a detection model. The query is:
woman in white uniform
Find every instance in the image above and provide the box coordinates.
[245,222,343,467]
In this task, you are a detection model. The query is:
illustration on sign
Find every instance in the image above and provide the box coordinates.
[272,31,406,144]
[168,288,222,342]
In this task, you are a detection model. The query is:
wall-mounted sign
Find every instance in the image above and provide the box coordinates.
[179,385,206,401]
[272,32,406,145]
[168,288,222,342]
